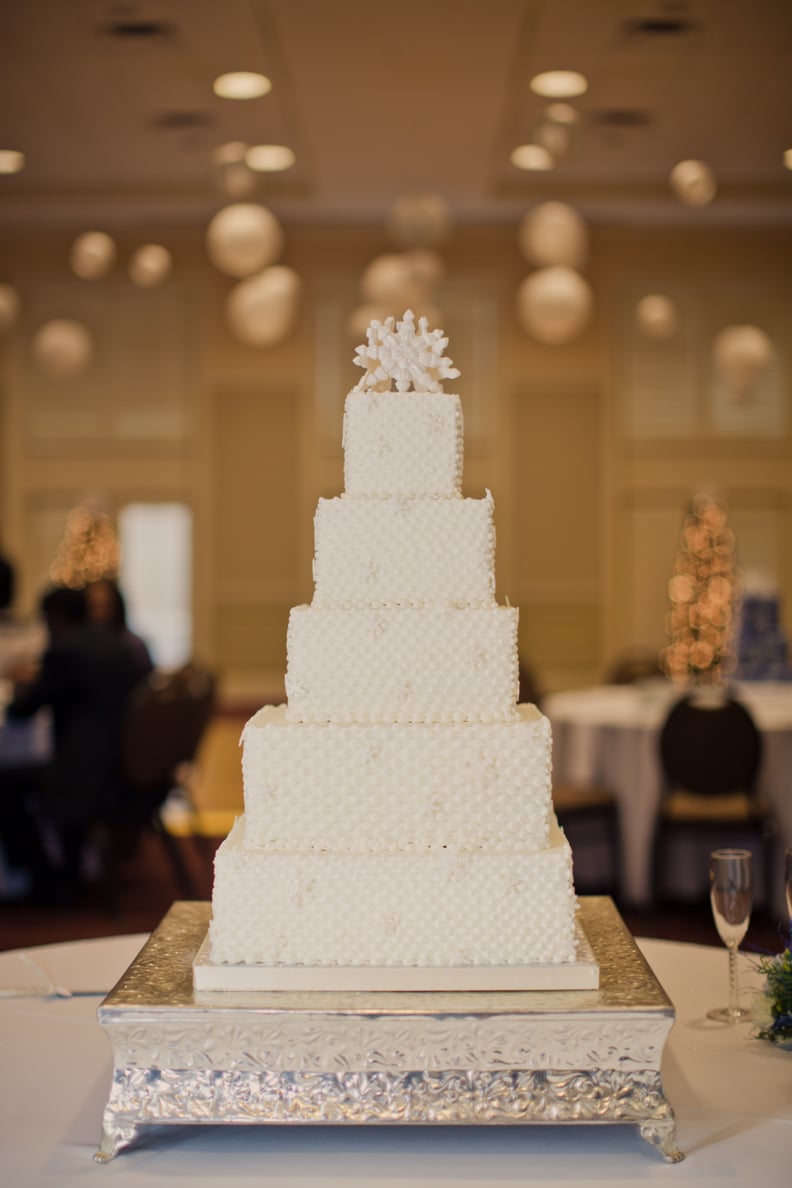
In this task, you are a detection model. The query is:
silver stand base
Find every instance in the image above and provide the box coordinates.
[95,898,682,1164]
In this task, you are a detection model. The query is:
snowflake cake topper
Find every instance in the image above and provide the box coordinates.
[353,309,460,393]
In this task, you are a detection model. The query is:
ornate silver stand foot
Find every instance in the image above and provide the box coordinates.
[639,1117,684,1163]
[94,1118,141,1163]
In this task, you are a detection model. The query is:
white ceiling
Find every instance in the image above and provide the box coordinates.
[0,0,790,230]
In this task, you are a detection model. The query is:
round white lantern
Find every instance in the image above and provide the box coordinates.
[129,244,172,289]
[206,203,283,279]
[386,193,452,248]
[360,252,425,310]
[669,159,717,207]
[518,202,588,269]
[404,248,445,291]
[636,294,679,339]
[222,160,256,199]
[225,265,300,347]
[345,302,392,340]
[536,120,571,159]
[713,324,773,400]
[33,319,94,378]
[0,283,20,333]
[516,266,593,345]
[70,231,116,280]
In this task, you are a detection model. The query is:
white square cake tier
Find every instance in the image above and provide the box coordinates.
[242,704,552,853]
[343,390,463,497]
[312,492,495,609]
[207,816,578,972]
[285,604,519,723]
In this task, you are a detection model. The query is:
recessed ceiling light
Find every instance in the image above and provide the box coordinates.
[510,144,554,171]
[530,71,588,99]
[0,150,25,174]
[783,148,792,170]
[213,72,271,100]
[245,144,296,172]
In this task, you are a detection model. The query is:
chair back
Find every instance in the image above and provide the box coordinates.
[605,649,663,685]
[121,664,216,806]
[659,694,762,797]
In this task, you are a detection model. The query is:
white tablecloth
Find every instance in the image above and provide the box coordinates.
[543,681,792,913]
[0,928,790,1185]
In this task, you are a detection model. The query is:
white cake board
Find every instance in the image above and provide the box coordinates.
[192,914,599,992]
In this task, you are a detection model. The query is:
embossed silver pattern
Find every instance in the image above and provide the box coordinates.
[96,899,683,1165]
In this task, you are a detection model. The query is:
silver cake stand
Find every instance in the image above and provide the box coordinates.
[95,898,682,1164]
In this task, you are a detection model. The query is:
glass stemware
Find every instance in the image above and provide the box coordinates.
[707,848,753,1023]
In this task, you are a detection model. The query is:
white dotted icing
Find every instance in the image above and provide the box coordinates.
[285,605,519,724]
[343,391,463,498]
[312,493,496,610]
[209,314,579,971]
[210,818,576,968]
[242,705,551,854]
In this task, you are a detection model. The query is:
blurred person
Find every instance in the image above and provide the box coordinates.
[85,577,153,680]
[6,584,148,897]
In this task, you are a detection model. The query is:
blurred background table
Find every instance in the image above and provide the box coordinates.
[0,927,789,1186]
[543,681,792,915]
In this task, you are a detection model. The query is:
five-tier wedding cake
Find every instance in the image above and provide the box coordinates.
[201,311,584,988]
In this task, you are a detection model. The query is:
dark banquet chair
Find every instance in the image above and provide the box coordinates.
[529,672,622,897]
[530,667,622,896]
[552,781,622,898]
[100,663,217,910]
[652,692,776,906]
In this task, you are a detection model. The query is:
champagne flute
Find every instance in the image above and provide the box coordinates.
[707,848,753,1023]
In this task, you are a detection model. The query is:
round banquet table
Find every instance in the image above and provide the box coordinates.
[543,680,792,914]
[0,928,790,1186]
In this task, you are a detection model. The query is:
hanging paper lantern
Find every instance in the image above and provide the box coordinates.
[225,265,300,347]
[536,121,571,159]
[636,294,679,339]
[211,144,256,198]
[33,319,94,378]
[712,324,773,400]
[386,193,452,248]
[206,203,283,279]
[669,159,717,207]
[345,302,392,340]
[516,266,592,344]
[518,202,588,269]
[0,283,19,333]
[404,248,445,291]
[70,231,117,280]
[222,160,256,199]
[360,253,426,310]
[129,244,172,289]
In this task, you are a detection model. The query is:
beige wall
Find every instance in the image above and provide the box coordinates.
[1,220,790,701]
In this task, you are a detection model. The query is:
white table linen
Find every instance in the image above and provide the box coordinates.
[543,681,792,913]
[0,927,790,1186]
